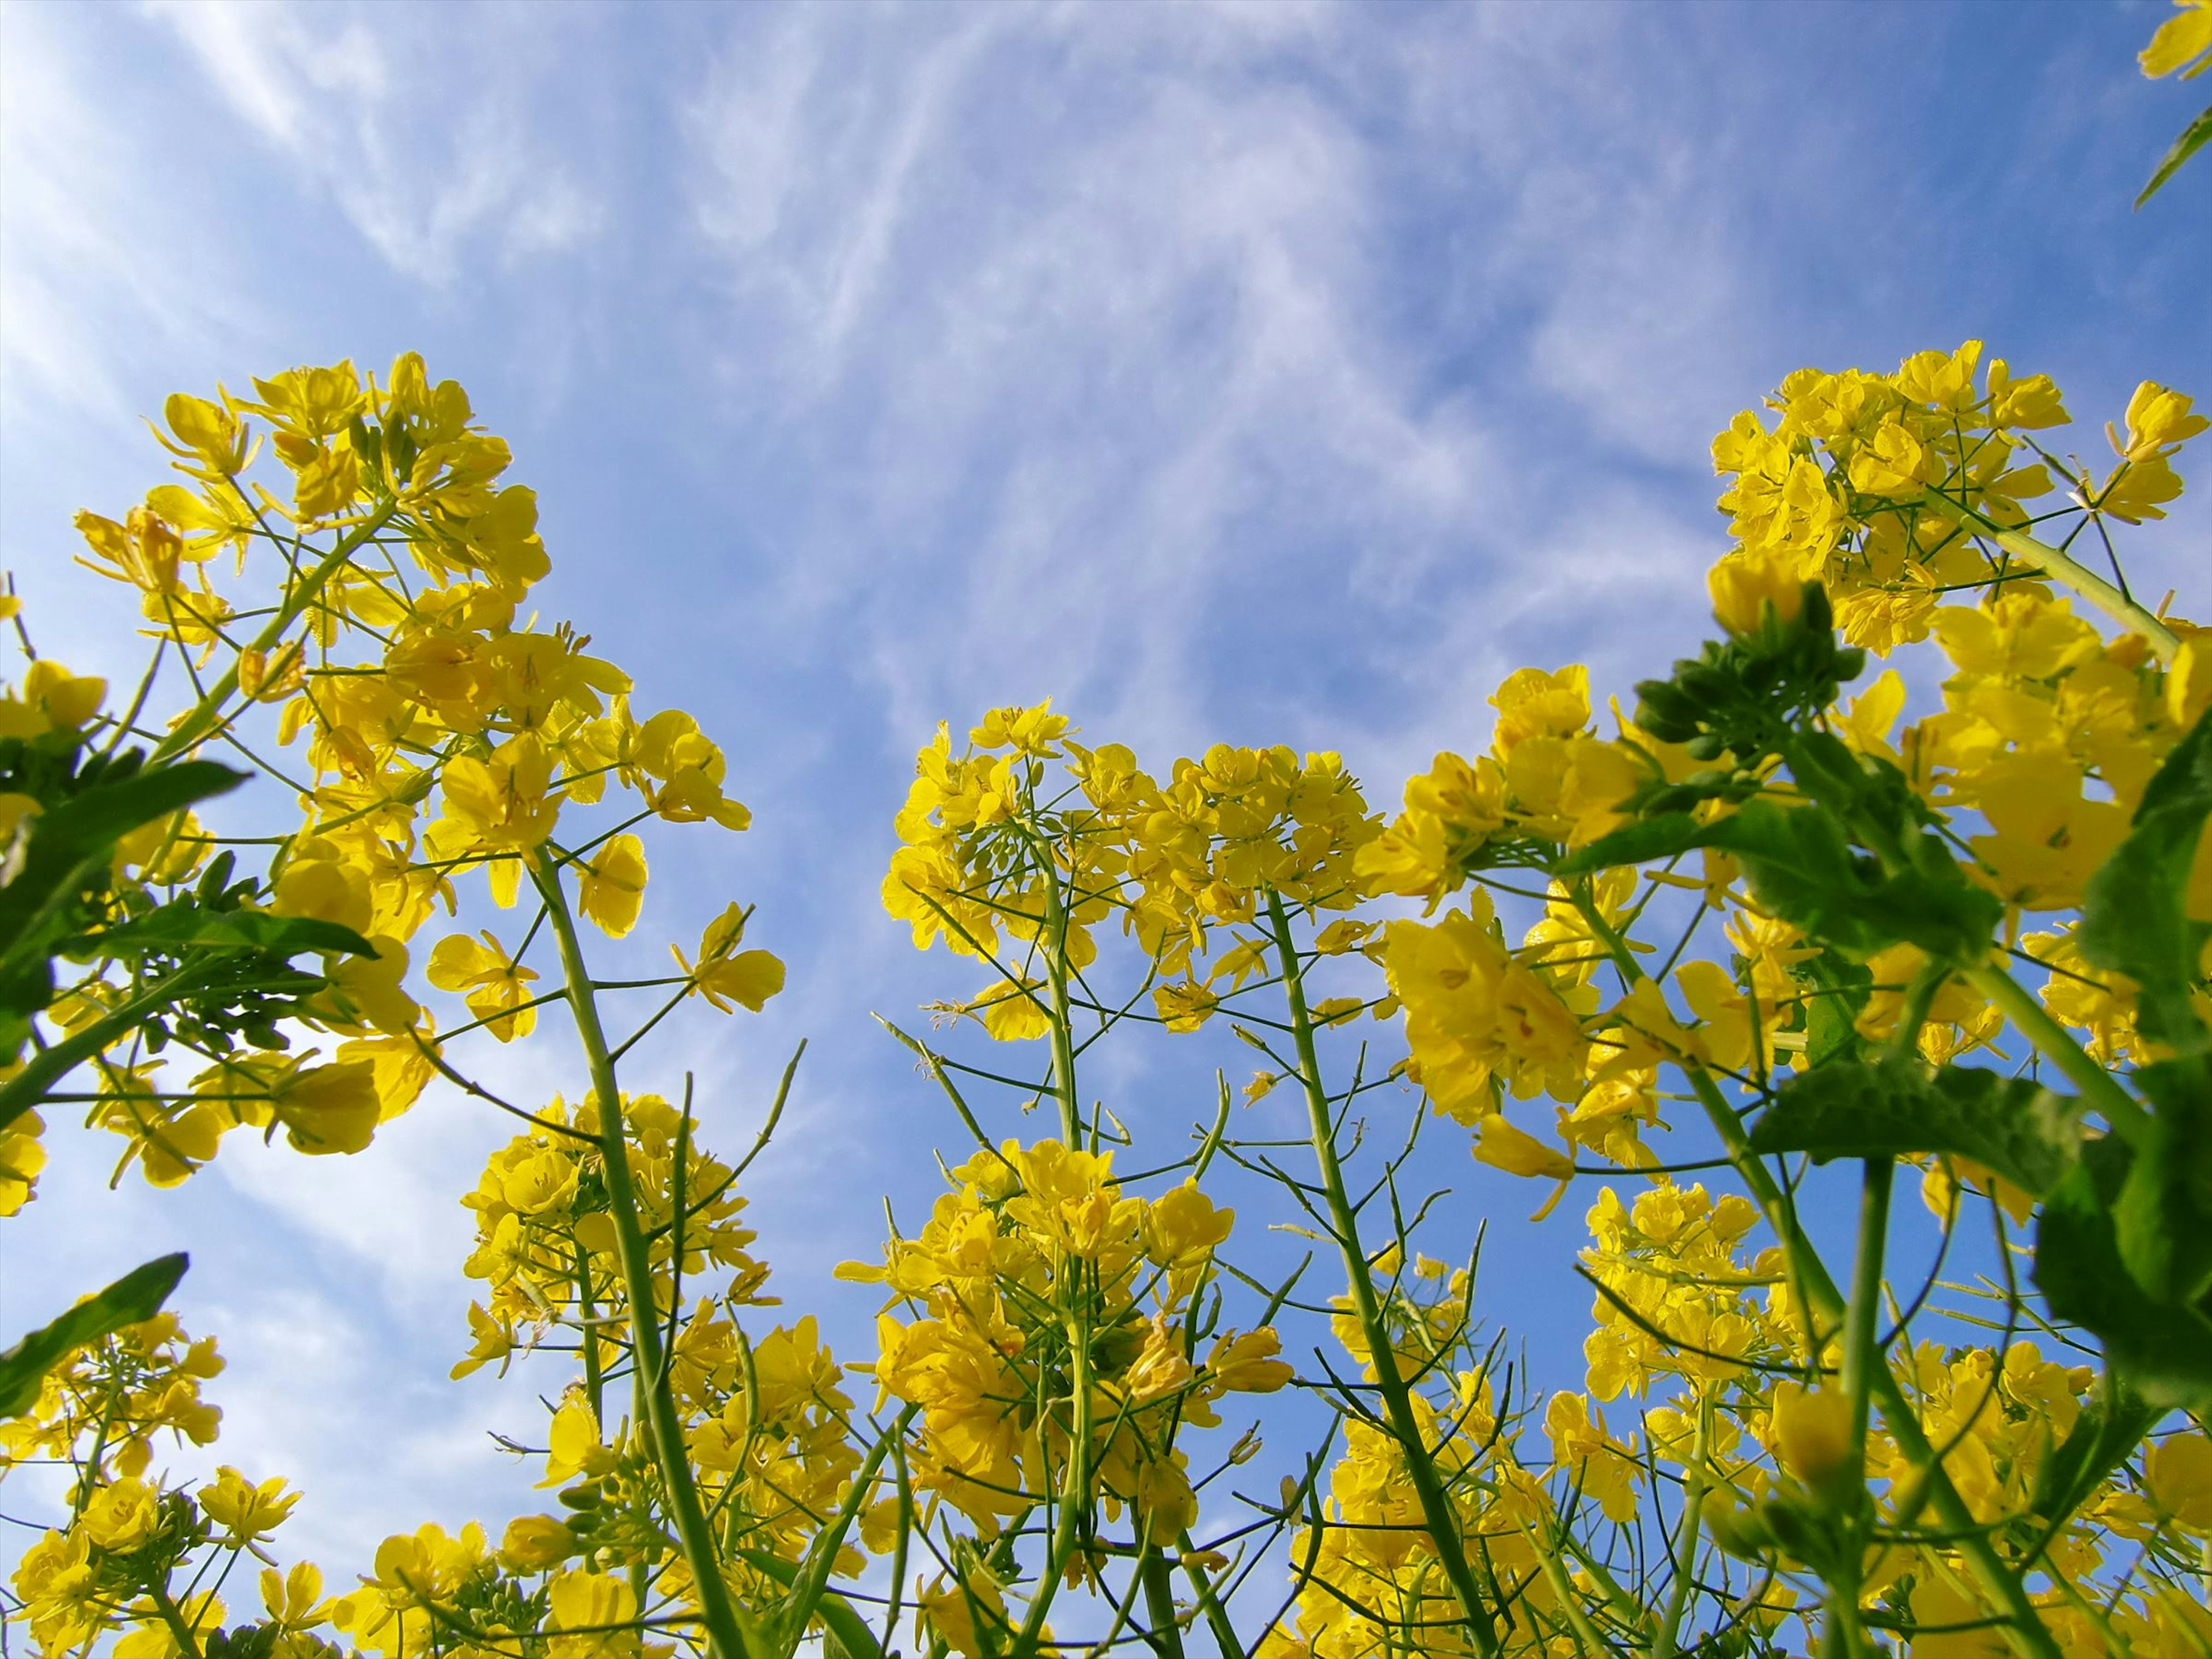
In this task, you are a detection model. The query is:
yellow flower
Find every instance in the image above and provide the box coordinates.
[1707,554,1807,637]
[673,903,785,1012]
[2141,0,2212,79]
[542,1395,607,1487]
[577,833,647,938]
[1472,1113,1575,1220]
[0,659,105,737]
[502,1514,579,1571]
[441,734,559,850]
[198,1467,300,1550]
[2146,1431,2212,1531]
[78,1476,164,1550]
[269,1061,384,1156]
[968,977,1050,1041]
[427,930,541,1040]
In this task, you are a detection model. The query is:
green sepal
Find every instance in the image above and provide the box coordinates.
[0,1252,189,1418]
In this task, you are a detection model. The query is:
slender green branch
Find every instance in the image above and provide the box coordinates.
[1264,889,1502,1659]
[1652,1396,1708,1659]
[529,849,754,1659]
[1961,964,2149,1146]
[151,499,400,763]
[1916,493,2180,664]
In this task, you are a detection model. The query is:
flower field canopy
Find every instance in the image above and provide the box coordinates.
[4,4,2212,1659]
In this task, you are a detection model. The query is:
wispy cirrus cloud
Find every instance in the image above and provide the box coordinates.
[143,0,604,286]
[673,4,1760,793]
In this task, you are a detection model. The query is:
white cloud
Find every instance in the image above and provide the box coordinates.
[143,0,603,285]
[0,7,250,424]
[673,4,1787,795]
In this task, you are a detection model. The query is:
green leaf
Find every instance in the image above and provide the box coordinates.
[37,760,244,851]
[1563,797,2001,963]
[2138,101,2212,207]
[2027,1371,2161,1527]
[0,1252,188,1417]
[1798,955,1872,1067]
[2075,705,2212,1055]
[1555,812,1709,876]
[0,760,247,1010]
[1699,801,2002,963]
[91,904,375,961]
[2112,1056,2212,1306]
[2036,1153,2212,1411]
[1749,1061,2083,1198]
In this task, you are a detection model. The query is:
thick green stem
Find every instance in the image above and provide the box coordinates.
[1916,494,2180,665]
[1264,889,1502,1659]
[530,851,753,1659]
[1009,1301,1094,1657]
[151,500,400,763]
[1140,1552,1189,1659]
[1175,1531,1245,1659]
[146,1582,206,1659]
[1961,964,2149,1146]
[1824,1158,1895,1657]
[1652,1396,1709,1659]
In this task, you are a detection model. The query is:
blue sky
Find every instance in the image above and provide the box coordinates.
[3,0,2209,1585]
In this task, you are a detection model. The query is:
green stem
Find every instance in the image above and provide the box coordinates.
[1652,1396,1708,1659]
[1682,1067,2058,1659]
[529,850,753,1659]
[1174,1532,1245,1659]
[1962,964,2149,1146]
[1916,494,2180,665]
[577,1244,605,1421]
[1519,1517,1609,1659]
[1264,889,1502,1659]
[1041,849,1083,1146]
[145,1584,206,1659]
[778,1403,919,1654]
[1140,1552,1190,1659]
[1824,1158,1895,1657]
[1009,1301,1093,1658]
[151,500,400,763]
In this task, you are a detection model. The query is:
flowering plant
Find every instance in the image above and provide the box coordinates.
[5,9,2210,1658]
